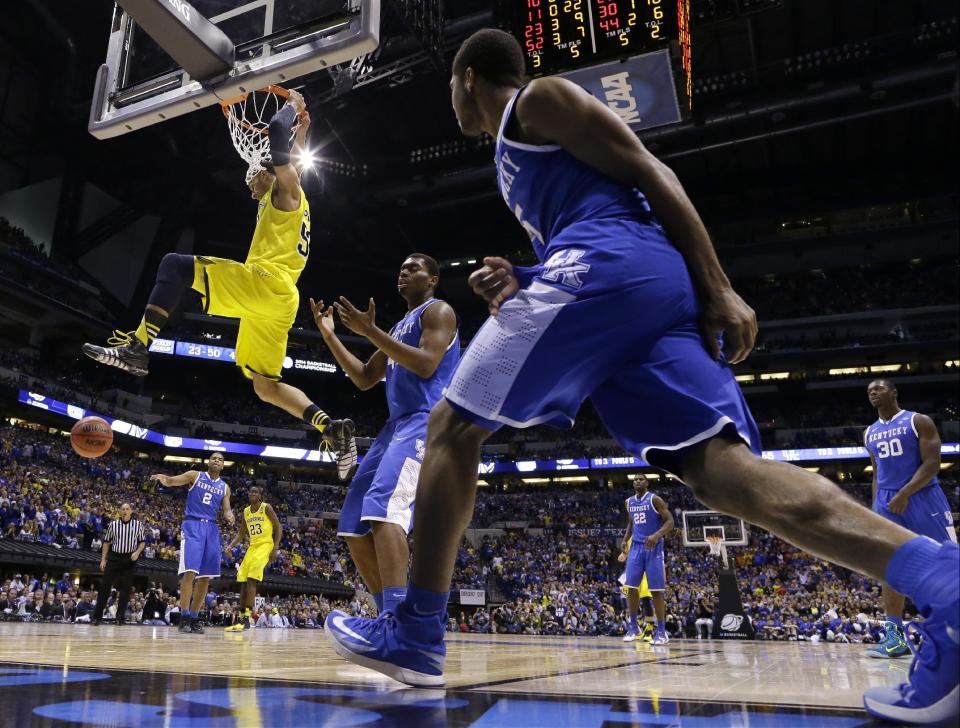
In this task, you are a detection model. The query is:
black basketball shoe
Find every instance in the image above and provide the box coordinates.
[82,330,149,376]
[325,419,357,481]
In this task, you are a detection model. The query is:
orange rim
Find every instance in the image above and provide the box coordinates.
[220,85,290,134]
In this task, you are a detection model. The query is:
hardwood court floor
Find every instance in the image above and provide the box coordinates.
[1,623,907,726]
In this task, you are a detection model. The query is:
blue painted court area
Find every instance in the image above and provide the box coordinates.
[3,662,874,727]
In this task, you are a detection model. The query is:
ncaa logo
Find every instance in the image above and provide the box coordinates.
[721,614,743,631]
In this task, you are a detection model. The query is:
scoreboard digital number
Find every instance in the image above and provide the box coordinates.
[503,0,682,76]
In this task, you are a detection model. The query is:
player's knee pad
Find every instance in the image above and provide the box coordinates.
[148,253,195,310]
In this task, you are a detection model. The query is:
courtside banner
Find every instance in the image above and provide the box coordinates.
[459,589,486,606]
[561,50,681,131]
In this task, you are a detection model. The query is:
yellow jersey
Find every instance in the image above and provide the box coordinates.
[244,503,274,548]
[246,181,310,285]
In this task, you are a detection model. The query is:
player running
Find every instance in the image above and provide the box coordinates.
[312,254,458,617]
[863,379,956,659]
[325,30,958,726]
[82,89,355,478]
[618,475,674,645]
[224,486,282,632]
[150,451,233,635]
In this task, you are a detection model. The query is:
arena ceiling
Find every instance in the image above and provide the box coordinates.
[1,0,957,307]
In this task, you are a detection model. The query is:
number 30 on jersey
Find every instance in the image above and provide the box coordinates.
[876,438,903,458]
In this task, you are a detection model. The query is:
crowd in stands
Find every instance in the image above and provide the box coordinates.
[0,217,112,321]
[734,258,958,321]
[1,412,958,641]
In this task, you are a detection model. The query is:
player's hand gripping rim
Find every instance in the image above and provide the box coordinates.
[469,257,520,316]
[699,286,757,365]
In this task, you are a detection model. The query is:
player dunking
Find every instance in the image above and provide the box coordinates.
[326,30,958,724]
[863,379,956,659]
[82,90,355,478]
[618,475,674,645]
[312,254,458,617]
[150,452,233,634]
[224,486,281,632]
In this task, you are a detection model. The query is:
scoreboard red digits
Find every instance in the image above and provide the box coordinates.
[504,0,681,76]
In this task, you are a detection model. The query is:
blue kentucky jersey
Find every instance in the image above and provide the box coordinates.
[495,86,658,264]
[385,298,460,421]
[865,410,938,492]
[628,492,662,542]
[185,471,226,520]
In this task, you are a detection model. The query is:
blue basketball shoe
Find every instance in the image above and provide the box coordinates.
[866,621,910,659]
[863,542,959,725]
[324,610,446,687]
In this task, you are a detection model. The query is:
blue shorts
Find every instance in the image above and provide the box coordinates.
[337,411,426,537]
[444,220,760,475]
[873,485,957,544]
[179,519,222,577]
[625,540,666,591]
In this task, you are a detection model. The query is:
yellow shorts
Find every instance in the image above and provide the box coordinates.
[192,257,299,381]
[236,541,273,582]
[621,573,653,599]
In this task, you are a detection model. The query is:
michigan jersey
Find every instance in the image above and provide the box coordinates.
[865,410,940,492]
[246,181,310,284]
[386,298,460,421]
[185,471,226,521]
[244,503,274,547]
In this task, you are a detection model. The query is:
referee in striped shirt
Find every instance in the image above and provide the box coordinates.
[93,503,145,626]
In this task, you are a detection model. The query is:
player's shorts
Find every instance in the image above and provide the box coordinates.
[337,411,426,537]
[191,256,299,381]
[624,540,666,591]
[179,518,221,578]
[619,572,653,598]
[236,541,273,582]
[873,485,957,544]
[444,219,761,476]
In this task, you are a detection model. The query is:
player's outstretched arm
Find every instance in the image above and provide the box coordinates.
[268,90,305,212]
[311,297,387,390]
[221,485,235,527]
[335,297,457,379]
[150,470,199,488]
[265,503,282,562]
[514,77,756,364]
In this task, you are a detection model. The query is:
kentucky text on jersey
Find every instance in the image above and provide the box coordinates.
[864,410,940,492]
[186,472,226,520]
[385,299,460,421]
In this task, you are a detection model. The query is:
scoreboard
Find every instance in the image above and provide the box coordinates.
[499,0,689,78]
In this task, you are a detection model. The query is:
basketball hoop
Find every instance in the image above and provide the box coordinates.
[219,86,300,184]
[706,533,729,569]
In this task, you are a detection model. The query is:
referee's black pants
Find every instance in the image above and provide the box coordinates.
[94,553,136,623]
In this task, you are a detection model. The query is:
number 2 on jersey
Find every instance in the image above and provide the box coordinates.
[297,209,311,258]
[202,492,213,505]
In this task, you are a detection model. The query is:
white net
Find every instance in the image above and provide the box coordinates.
[220,86,298,184]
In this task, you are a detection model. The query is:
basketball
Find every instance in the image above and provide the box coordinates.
[70,416,113,458]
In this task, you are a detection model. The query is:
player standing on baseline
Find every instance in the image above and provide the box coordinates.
[82,89,356,478]
[311,254,459,616]
[224,486,281,632]
[151,451,233,635]
[618,475,674,645]
[325,30,958,725]
[863,379,956,659]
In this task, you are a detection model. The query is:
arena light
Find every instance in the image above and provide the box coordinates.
[555,476,590,483]
[759,372,790,381]
[941,462,955,470]
[477,479,489,487]
[521,477,551,484]
[298,148,317,169]
[163,455,202,463]
[869,364,902,373]
[735,374,756,383]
